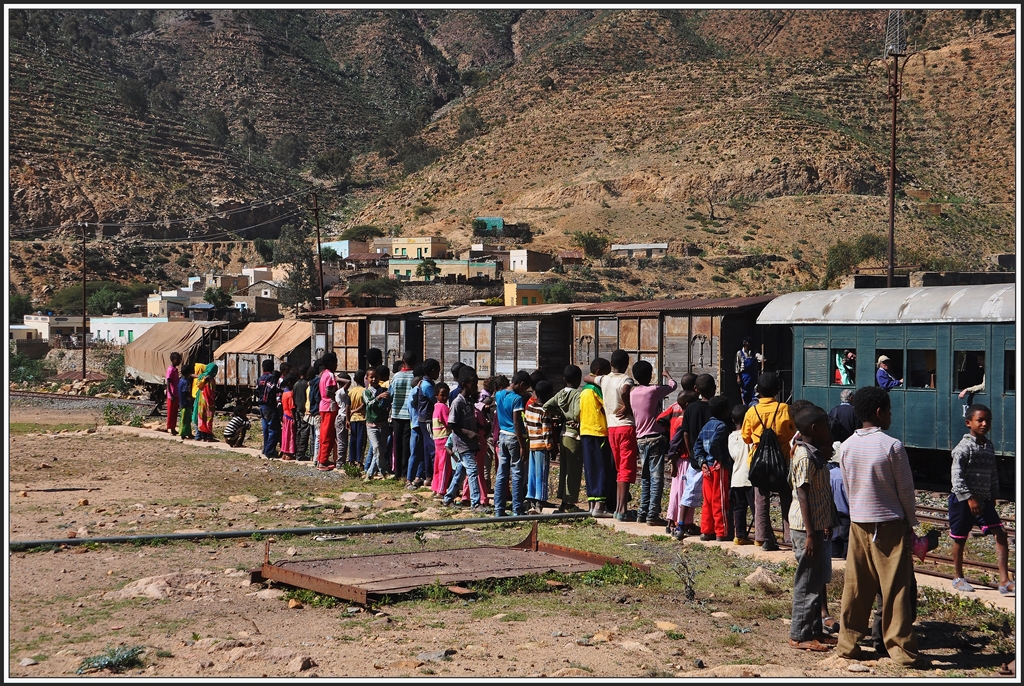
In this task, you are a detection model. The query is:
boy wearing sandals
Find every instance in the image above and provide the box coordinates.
[949,404,1015,597]
[787,404,840,652]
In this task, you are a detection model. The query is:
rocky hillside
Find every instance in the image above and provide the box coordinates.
[8,9,1016,301]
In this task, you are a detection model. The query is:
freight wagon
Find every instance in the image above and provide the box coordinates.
[304,306,444,373]
[213,319,313,400]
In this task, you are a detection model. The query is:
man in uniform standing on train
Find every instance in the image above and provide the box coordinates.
[735,337,762,406]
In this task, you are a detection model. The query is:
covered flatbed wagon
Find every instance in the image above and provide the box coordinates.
[212,320,313,396]
[123,320,235,385]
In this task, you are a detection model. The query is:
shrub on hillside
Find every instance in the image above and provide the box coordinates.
[115,77,149,116]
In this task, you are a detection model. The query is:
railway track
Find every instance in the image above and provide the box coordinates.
[10,390,156,412]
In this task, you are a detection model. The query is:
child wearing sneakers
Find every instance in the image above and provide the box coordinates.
[949,404,1014,596]
[585,349,639,521]
[693,396,734,541]
[729,403,755,544]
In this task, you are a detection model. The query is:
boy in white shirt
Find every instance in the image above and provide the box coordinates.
[729,403,754,545]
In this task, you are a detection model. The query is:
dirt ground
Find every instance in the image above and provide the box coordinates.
[7,405,1017,679]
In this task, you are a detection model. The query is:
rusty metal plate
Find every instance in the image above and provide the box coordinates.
[268,547,603,595]
[256,524,647,601]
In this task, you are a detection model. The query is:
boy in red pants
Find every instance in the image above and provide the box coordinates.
[692,396,733,540]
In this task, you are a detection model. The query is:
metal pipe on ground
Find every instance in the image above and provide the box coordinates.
[8,512,591,551]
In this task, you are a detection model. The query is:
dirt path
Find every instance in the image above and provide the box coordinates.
[7,406,1016,678]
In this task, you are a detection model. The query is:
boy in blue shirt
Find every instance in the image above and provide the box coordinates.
[493,370,532,517]
[692,396,733,541]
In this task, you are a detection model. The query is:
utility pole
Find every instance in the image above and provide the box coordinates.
[81,222,88,380]
[310,192,326,311]
[872,10,919,288]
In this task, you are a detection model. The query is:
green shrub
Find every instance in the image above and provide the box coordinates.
[77,645,145,674]
[102,402,143,426]
[10,352,53,383]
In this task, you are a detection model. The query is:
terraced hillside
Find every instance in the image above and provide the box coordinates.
[7,8,1016,301]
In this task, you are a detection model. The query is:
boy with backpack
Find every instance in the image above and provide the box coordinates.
[693,396,734,541]
[256,359,281,459]
[742,371,796,551]
[544,365,584,512]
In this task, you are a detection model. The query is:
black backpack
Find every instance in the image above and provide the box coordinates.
[747,404,790,493]
[308,373,322,410]
[256,373,278,406]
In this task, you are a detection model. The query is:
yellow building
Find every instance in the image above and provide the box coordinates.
[388,236,449,260]
[390,258,498,282]
[504,283,546,307]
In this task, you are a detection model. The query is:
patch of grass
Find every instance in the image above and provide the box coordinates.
[499,612,528,622]
[734,599,790,620]
[917,586,1013,625]
[31,653,50,662]
[716,633,745,647]
[568,662,593,672]
[153,649,174,658]
[77,645,145,674]
[284,588,340,609]
[665,630,686,640]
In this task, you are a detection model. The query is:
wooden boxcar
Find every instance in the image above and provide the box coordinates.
[757,284,1016,457]
[571,296,780,407]
[421,304,577,386]
[305,306,443,373]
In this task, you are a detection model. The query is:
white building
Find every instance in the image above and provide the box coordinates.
[22,314,89,340]
[90,316,169,345]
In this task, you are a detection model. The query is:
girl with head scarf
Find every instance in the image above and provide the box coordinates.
[191,363,206,440]
[195,362,219,441]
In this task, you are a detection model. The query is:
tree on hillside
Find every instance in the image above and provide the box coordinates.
[115,77,148,117]
[541,281,574,304]
[349,278,403,306]
[253,237,275,263]
[320,247,340,264]
[571,231,609,258]
[457,106,486,143]
[340,224,385,242]
[202,108,230,147]
[271,133,303,168]
[10,292,33,323]
[203,286,233,310]
[415,258,440,281]
[88,286,132,315]
[311,147,350,180]
[274,222,319,310]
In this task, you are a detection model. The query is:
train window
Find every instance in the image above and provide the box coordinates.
[831,348,857,386]
[1004,350,1015,393]
[874,349,904,388]
[906,350,936,389]
[803,347,829,387]
[953,350,986,394]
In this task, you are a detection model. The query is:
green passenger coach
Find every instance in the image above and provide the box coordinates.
[757,284,1016,459]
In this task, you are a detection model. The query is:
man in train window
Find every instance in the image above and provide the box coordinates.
[875,355,902,390]
[735,337,763,405]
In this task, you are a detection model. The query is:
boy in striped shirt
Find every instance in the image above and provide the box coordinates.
[524,379,556,514]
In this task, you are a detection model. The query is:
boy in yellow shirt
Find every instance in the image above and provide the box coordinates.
[580,358,614,518]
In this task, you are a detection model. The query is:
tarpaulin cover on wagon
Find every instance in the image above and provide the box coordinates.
[212,319,311,359]
[123,321,229,385]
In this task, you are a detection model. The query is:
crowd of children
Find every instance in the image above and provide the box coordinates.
[160,345,1013,665]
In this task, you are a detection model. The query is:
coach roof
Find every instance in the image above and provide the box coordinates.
[756,284,1015,325]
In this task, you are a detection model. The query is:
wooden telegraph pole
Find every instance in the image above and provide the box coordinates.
[310,193,325,311]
